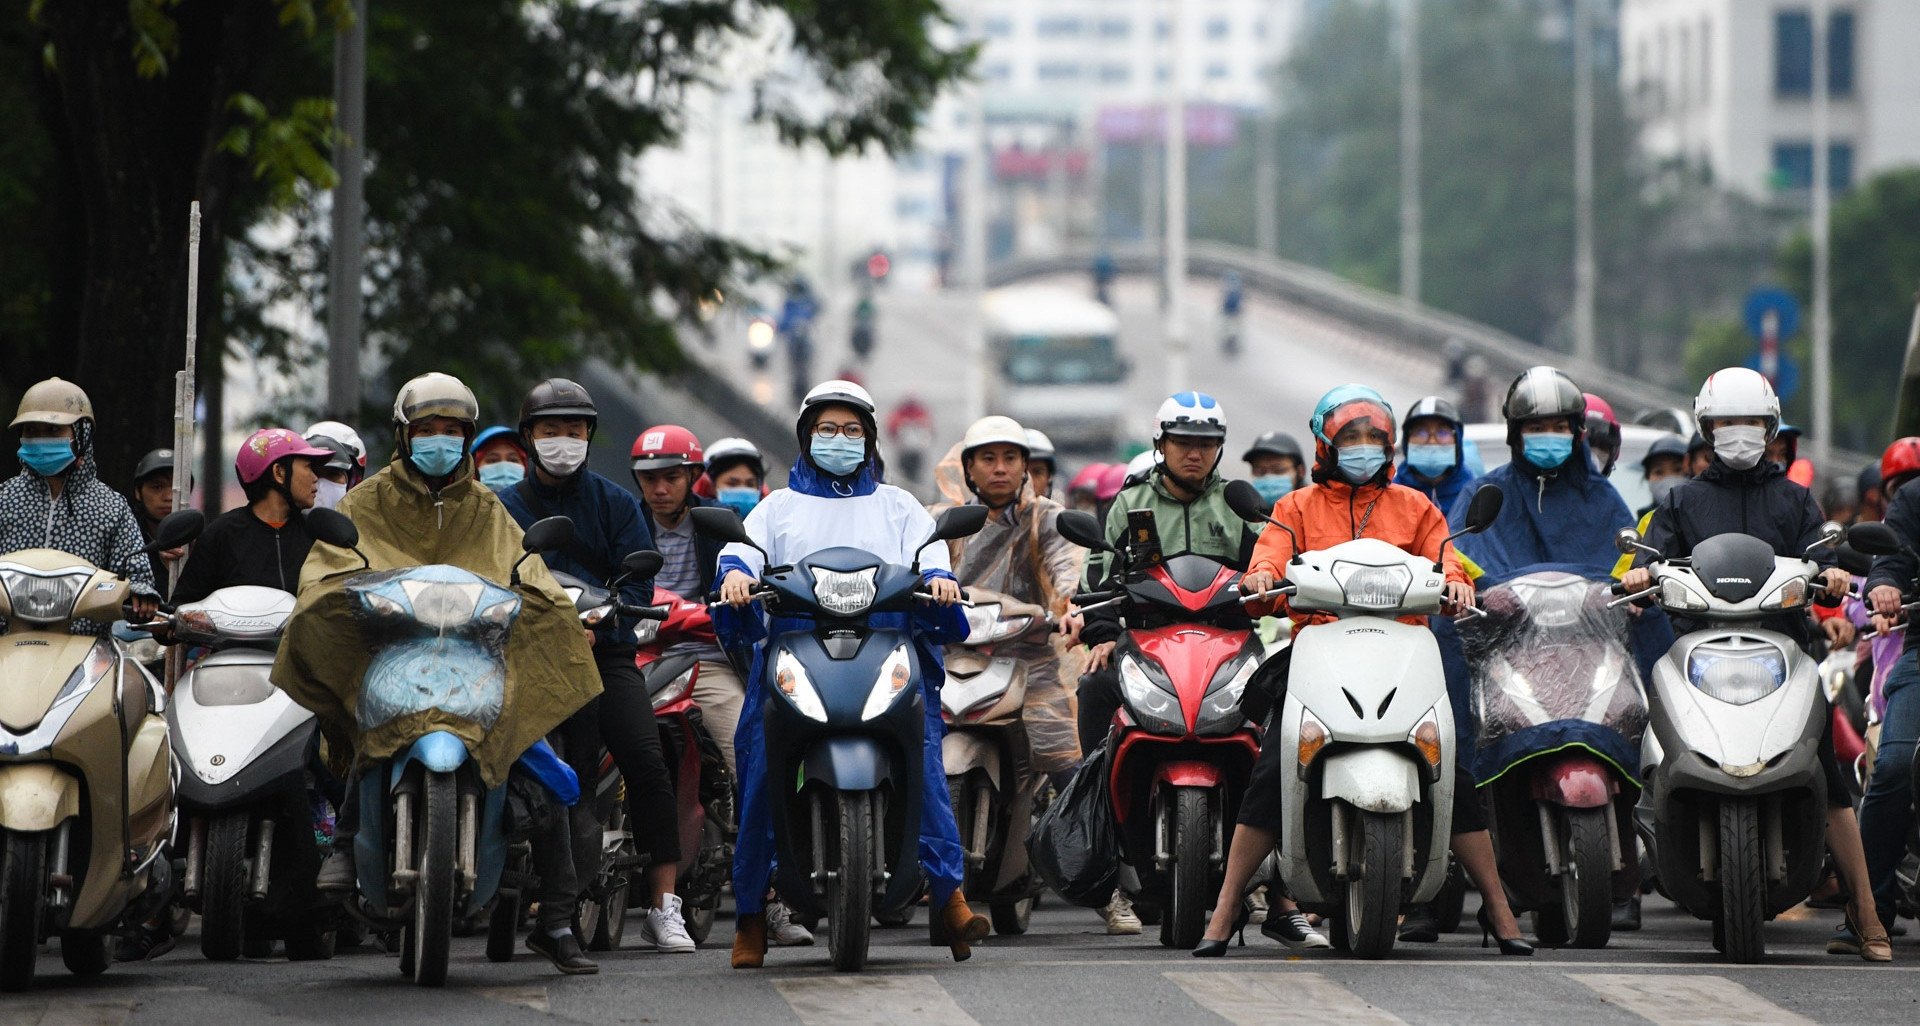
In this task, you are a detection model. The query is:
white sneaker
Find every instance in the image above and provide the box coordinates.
[767,899,815,947]
[1248,885,1270,926]
[1104,891,1143,935]
[638,893,698,953]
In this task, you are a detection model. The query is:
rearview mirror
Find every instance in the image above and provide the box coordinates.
[1614,527,1644,556]
[932,505,989,542]
[522,516,575,554]
[621,550,664,581]
[1811,520,1845,553]
[1223,479,1273,524]
[142,508,205,554]
[1055,510,1112,552]
[690,506,752,545]
[305,508,360,551]
[1463,485,1504,534]
[1846,521,1905,557]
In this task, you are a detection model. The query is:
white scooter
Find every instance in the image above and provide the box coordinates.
[1223,480,1503,958]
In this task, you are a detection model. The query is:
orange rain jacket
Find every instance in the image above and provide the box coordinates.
[1246,476,1468,627]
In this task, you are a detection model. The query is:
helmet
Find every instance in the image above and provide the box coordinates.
[1123,449,1157,486]
[304,434,360,476]
[1024,429,1056,468]
[1582,393,1621,473]
[1094,463,1129,501]
[235,427,334,485]
[133,449,175,483]
[1502,367,1585,443]
[1400,396,1462,456]
[304,421,367,470]
[1242,431,1305,464]
[1882,437,1920,493]
[1687,431,1711,455]
[472,424,524,455]
[391,372,479,429]
[518,378,598,431]
[631,425,704,473]
[1067,463,1109,496]
[1858,461,1883,501]
[1309,385,1394,448]
[961,416,1029,461]
[703,437,765,481]
[797,378,877,447]
[1153,392,1226,442]
[10,377,93,428]
[1641,433,1689,469]
[1693,367,1780,439]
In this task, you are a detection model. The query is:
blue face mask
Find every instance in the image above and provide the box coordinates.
[17,438,75,477]
[716,486,760,517]
[477,461,525,489]
[1336,445,1388,484]
[1250,474,1295,506]
[1405,443,1456,479]
[809,436,866,477]
[409,435,466,478]
[1522,433,1575,471]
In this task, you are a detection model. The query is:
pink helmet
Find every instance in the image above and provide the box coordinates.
[1095,463,1130,502]
[236,427,335,485]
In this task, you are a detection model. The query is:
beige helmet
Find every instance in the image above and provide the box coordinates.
[10,377,94,429]
[391,372,480,431]
[960,415,1030,462]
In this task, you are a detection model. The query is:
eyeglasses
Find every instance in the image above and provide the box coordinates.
[811,423,866,440]
[1408,427,1457,444]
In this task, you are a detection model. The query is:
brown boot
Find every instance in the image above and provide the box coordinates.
[731,913,768,969]
[936,891,990,962]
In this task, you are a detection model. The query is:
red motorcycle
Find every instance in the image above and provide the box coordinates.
[1062,517,1265,949]
[634,588,736,944]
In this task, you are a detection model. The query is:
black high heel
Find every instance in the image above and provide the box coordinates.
[1193,898,1254,957]
[1477,907,1535,957]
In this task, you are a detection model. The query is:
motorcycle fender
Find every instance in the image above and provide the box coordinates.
[1532,754,1617,810]
[1155,760,1221,789]
[941,731,1001,790]
[390,730,470,788]
[0,762,81,831]
[125,715,175,853]
[1319,748,1421,815]
[801,736,892,792]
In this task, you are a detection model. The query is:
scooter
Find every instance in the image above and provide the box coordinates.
[690,503,988,971]
[161,585,329,961]
[1464,570,1646,948]
[1054,510,1266,950]
[940,588,1053,936]
[0,508,200,990]
[1614,521,1843,964]
[1221,480,1504,959]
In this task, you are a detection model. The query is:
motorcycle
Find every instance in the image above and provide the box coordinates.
[1221,479,1504,959]
[1615,521,1843,964]
[689,502,988,971]
[0,508,200,990]
[940,588,1053,936]
[160,585,330,961]
[1053,510,1267,950]
[1464,570,1647,948]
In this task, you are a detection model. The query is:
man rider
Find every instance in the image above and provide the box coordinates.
[171,429,334,605]
[494,384,697,956]
[1394,395,1477,513]
[128,448,182,587]
[1242,431,1307,507]
[1025,429,1058,499]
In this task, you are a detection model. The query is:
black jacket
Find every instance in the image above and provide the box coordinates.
[171,506,317,605]
[129,495,169,589]
[644,494,726,598]
[1865,477,1920,643]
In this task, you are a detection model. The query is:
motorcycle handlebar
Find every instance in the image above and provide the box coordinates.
[620,603,673,621]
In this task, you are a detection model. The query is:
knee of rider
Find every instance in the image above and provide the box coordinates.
[1866,742,1916,796]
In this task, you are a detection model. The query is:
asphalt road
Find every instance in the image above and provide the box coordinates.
[10,895,1908,1025]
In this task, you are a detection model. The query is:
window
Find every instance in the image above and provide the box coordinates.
[1205,62,1230,81]
[1830,10,1854,96]
[1097,18,1130,39]
[1205,17,1230,39]
[1037,62,1081,82]
[1777,9,1855,97]
[1037,16,1082,38]
[1771,141,1856,191]
[980,16,1012,38]
[1097,63,1130,84]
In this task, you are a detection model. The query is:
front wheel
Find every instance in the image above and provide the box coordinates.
[1561,807,1616,949]
[990,897,1032,936]
[0,831,47,992]
[1161,788,1213,949]
[485,891,521,963]
[59,930,109,977]
[826,790,875,972]
[1718,798,1767,964]
[1344,810,1404,960]
[199,813,250,961]
[411,772,459,987]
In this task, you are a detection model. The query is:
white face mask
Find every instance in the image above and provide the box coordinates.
[313,479,348,510]
[1712,425,1768,470]
[535,436,590,477]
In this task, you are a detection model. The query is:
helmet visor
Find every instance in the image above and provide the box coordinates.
[1320,399,1395,449]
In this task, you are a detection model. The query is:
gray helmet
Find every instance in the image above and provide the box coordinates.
[133,448,175,483]
[1502,366,1586,445]
[1401,396,1462,455]
[1241,431,1304,464]
[1642,433,1689,467]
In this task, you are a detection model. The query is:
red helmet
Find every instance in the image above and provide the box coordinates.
[1881,437,1920,493]
[631,425,704,473]
[1094,463,1130,502]
[1067,463,1109,497]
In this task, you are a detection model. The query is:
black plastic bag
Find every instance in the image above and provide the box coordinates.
[1028,739,1119,908]
[503,765,564,843]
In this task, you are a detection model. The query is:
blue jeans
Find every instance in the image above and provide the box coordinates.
[1860,647,1920,930]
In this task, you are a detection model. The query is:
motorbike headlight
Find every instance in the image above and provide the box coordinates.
[862,646,915,721]
[360,591,407,618]
[1759,577,1807,611]
[814,568,878,617]
[647,664,697,709]
[773,651,829,721]
[0,568,91,625]
[632,619,661,645]
[963,603,1000,642]
[990,615,1034,643]
[1195,656,1257,735]
[1659,577,1710,611]
[1119,654,1185,733]
[1330,562,1413,611]
[191,662,280,707]
[53,639,115,705]
[1687,639,1788,705]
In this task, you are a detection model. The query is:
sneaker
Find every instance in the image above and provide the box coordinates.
[112,924,177,963]
[1828,923,1862,956]
[1247,886,1269,926]
[637,894,698,953]
[1262,909,1332,950]
[1104,891,1143,936]
[316,848,356,893]
[526,928,599,975]
[767,899,815,947]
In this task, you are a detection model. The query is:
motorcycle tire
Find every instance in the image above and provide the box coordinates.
[1717,798,1767,964]
[1433,858,1467,934]
[412,772,459,987]
[827,790,875,972]
[486,892,521,963]
[874,904,918,928]
[1562,807,1615,949]
[681,818,724,945]
[990,897,1033,936]
[1530,905,1570,947]
[1162,788,1212,950]
[198,813,250,961]
[59,930,109,977]
[398,925,416,979]
[1344,810,1403,960]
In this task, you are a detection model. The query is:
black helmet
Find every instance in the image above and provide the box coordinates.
[1858,461,1883,501]
[1642,433,1689,468]
[1401,396,1462,455]
[518,378,599,432]
[133,448,175,484]
[304,434,358,476]
[1502,366,1586,445]
[1241,431,1304,464]
[1686,431,1710,455]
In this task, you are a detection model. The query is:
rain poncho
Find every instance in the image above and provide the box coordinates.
[272,452,601,789]
[1449,438,1633,586]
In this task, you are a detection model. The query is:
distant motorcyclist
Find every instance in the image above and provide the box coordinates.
[1241,431,1306,506]
[887,394,936,484]
[850,292,877,360]
[303,421,368,510]
[128,447,183,587]
[1025,429,1058,498]
[1394,396,1477,513]
[1584,392,1622,477]
[779,278,820,405]
[1092,252,1116,306]
[473,424,530,491]
[1219,272,1245,355]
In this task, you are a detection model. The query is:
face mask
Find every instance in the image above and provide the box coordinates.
[1250,474,1294,506]
[1336,445,1387,484]
[810,435,866,477]
[1405,443,1456,479]
[17,439,75,477]
[409,435,466,478]
[313,479,349,510]
[1521,433,1574,471]
[478,462,526,489]
[534,437,589,478]
[717,486,760,517]
[1712,425,1767,470]
[1648,476,1682,506]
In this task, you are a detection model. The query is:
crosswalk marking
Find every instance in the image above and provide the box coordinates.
[1569,973,1816,1026]
[774,975,981,1026]
[10,1000,135,1026]
[1165,971,1407,1026]
[471,985,551,1014]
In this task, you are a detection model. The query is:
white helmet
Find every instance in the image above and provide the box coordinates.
[1152,391,1227,442]
[704,436,765,478]
[1124,449,1158,486]
[1694,367,1780,439]
[961,416,1029,460]
[304,420,367,470]
[1024,429,1056,466]
[391,372,480,430]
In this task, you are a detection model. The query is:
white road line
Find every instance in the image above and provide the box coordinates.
[1569,973,1816,1026]
[773,974,981,1026]
[11,1000,135,1026]
[1165,971,1407,1026]
[999,956,1920,973]
[470,985,551,1014]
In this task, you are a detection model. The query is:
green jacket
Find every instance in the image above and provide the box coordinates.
[1079,470,1261,646]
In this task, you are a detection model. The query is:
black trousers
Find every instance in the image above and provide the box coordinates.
[557,653,682,875]
[1077,665,1121,754]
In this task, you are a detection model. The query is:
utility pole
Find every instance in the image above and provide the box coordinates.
[327,0,366,422]
[1810,0,1833,467]
[1164,0,1189,393]
[1255,108,1278,257]
[963,93,990,425]
[1398,0,1421,312]
[1572,0,1597,365]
